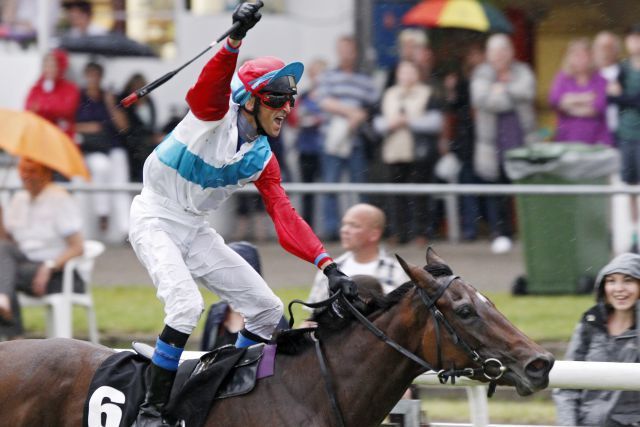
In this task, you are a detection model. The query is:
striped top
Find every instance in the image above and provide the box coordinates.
[316,68,379,109]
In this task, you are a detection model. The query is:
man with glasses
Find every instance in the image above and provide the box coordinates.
[128,3,356,426]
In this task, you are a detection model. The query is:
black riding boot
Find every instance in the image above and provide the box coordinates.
[134,363,181,427]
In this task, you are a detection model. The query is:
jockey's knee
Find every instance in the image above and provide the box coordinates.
[245,296,283,339]
[164,295,204,335]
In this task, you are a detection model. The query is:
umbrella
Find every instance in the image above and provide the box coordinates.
[402,0,513,34]
[0,109,90,180]
[59,34,157,57]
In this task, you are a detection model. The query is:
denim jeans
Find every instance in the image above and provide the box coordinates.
[321,143,367,237]
[460,165,512,239]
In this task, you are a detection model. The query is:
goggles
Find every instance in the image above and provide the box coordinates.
[254,75,297,109]
[256,92,296,109]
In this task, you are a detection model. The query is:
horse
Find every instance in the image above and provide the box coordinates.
[0,248,554,427]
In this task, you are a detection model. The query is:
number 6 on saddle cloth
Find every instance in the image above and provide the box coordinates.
[83,342,276,427]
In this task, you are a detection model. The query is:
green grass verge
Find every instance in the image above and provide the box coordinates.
[421,396,556,424]
[21,286,593,344]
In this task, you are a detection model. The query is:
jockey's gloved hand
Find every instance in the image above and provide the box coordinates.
[324,263,358,300]
[230,0,263,40]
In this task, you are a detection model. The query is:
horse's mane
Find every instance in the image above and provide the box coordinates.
[275,263,453,355]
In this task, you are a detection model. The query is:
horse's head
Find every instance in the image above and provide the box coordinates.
[396,247,554,396]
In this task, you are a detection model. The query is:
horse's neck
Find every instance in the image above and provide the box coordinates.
[293,305,424,426]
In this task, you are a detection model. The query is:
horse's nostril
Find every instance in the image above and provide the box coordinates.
[525,355,553,379]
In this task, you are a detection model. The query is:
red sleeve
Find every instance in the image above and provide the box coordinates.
[185,39,240,121]
[255,156,333,268]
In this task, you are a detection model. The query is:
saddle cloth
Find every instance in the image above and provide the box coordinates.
[82,343,276,427]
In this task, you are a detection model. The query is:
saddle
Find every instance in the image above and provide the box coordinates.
[82,342,275,427]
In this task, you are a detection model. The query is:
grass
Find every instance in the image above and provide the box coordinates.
[20,285,584,424]
[421,396,557,424]
[21,286,593,344]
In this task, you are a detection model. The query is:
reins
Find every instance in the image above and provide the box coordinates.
[287,275,506,426]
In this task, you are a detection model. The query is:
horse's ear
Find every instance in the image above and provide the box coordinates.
[426,246,446,266]
[396,254,438,290]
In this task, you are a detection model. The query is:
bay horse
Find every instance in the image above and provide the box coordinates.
[0,248,553,427]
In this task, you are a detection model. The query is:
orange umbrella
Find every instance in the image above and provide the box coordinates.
[0,108,90,180]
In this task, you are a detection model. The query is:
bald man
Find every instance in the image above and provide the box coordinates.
[307,203,409,303]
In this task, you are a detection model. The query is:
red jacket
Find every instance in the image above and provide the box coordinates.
[25,49,80,138]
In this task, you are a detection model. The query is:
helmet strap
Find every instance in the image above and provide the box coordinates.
[245,98,268,136]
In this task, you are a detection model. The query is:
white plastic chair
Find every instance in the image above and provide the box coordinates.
[18,240,105,343]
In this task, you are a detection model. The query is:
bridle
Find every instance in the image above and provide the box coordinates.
[288,274,506,427]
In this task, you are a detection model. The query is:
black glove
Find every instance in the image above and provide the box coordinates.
[230,1,263,40]
[324,263,358,300]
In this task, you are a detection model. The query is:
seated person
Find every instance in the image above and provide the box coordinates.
[0,157,84,339]
[553,253,640,426]
[307,203,409,304]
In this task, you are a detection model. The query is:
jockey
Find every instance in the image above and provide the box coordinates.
[129,2,357,426]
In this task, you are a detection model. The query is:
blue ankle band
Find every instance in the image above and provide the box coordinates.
[151,338,184,371]
[235,332,260,348]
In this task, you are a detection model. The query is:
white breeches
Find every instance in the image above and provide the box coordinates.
[129,193,283,338]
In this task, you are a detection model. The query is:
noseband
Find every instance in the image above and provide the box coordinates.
[288,274,506,427]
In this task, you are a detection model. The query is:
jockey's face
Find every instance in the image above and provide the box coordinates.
[245,96,292,138]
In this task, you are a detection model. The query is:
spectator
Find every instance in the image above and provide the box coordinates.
[118,73,158,182]
[549,38,612,146]
[374,60,444,244]
[471,34,537,254]
[24,49,80,139]
[61,0,107,38]
[317,35,379,240]
[593,31,623,135]
[75,61,130,239]
[384,28,429,89]
[0,158,84,339]
[291,58,327,228]
[413,43,437,86]
[553,252,640,426]
[609,25,640,253]
[444,44,485,241]
[1,0,60,39]
[307,203,409,304]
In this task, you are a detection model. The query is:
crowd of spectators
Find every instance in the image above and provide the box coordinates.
[278,26,640,255]
[6,0,640,255]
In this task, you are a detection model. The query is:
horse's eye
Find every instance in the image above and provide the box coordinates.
[456,305,476,319]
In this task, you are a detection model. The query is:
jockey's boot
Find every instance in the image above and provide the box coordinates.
[134,363,181,427]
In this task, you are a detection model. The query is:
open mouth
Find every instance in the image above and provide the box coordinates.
[274,116,285,126]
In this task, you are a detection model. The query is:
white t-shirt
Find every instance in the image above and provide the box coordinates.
[307,248,410,304]
[3,184,82,262]
[600,63,621,132]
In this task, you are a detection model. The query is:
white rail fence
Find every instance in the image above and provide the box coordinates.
[169,353,640,427]
[3,181,639,242]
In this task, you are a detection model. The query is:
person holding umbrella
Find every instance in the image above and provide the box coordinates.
[128,2,357,426]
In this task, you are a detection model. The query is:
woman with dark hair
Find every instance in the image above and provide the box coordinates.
[553,253,640,426]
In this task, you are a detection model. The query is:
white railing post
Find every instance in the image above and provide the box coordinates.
[465,385,489,427]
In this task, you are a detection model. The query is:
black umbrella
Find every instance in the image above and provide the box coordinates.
[59,33,157,57]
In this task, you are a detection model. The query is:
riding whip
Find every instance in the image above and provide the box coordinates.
[120,0,264,108]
